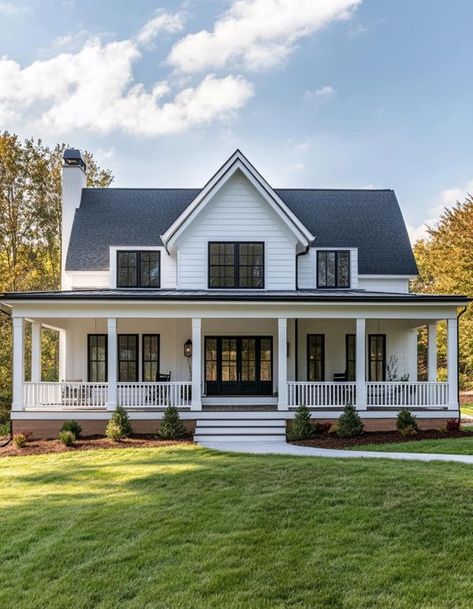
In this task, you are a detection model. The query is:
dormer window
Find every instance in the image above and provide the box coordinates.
[317,250,350,288]
[117,251,160,288]
[208,242,264,289]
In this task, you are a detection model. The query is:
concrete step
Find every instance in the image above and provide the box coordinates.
[196,426,285,435]
[197,419,285,428]
[194,434,286,442]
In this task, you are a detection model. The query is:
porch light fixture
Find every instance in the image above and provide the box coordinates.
[184,339,192,358]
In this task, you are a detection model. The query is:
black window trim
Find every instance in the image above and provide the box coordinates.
[87,334,108,382]
[118,333,139,382]
[142,334,160,382]
[316,249,351,289]
[306,333,325,382]
[368,334,386,382]
[208,241,265,289]
[345,333,356,381]
[116,250,161,289]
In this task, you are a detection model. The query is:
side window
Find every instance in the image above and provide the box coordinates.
[317,251,350,288]
[368,334,386,381]
[307,334,325,381]
[117,251,161,288]
[88,334,107,382]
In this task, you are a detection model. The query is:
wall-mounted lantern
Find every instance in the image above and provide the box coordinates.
[184,339,192,358]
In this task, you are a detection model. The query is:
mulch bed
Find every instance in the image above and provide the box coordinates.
[292,428,473,449]
[0,435,194,458]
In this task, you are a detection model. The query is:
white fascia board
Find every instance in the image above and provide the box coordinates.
[359,274,418,279]
[161,151,314,251]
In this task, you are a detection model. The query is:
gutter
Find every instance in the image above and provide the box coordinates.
[295,242,312,290]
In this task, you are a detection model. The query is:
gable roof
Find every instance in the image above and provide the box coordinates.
[161,150,314,251]
[65,186,418,275]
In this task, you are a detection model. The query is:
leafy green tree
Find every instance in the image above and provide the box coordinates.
[413,195,473,388]
[0,132,113,409]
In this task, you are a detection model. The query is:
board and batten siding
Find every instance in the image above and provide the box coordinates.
[298,248,359,289]
[176,172,298,290]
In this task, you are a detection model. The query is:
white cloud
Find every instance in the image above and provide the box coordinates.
[0,38,253,137]
[168,0,361,73]
[304,85,336,100]
[0,1,29,15]
[137,10,185,46]
[407,178,473,243]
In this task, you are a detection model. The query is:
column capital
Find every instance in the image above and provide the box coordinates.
[192,317,202,329]
[107,317,117,330]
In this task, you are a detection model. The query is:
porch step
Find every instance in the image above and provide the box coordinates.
[194,417,286,442]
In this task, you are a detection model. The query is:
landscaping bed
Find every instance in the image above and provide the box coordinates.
[292,428,473,449]
[0,435,193,457]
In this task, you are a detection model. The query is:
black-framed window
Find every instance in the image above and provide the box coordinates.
[317,250,350,288]
[142,334,160,382]
[346,334,356,381]
[118,334,138,382]
[208,242,264,289]
[307,334,325,382]
[88,334,107,382]
[369,334,386,381]
[117,251,160,288]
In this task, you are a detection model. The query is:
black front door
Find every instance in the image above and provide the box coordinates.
[205,336,273,396]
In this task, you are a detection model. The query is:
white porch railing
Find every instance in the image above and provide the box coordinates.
[24,382,108,409]
[366,382,448,407]
[287,382,356,407]
[117,382,192,408]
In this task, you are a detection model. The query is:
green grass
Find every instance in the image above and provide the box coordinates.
[352,435,473,454]
[1,445,473,609]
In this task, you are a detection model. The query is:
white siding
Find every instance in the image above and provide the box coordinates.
[66,271,110,290]
[358,277,410,293]
[298,248,358,289]
[176,172,298,290]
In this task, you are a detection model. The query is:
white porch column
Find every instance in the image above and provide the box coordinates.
[447,317,458,410]
[355,318,366,410]
[58,329,66,382]
[12,317,25,411]
[427,322,437,382]
[191,318,202,411]
[407,329,418,382]
[31,322,41,383]
[107,318,117,410]
[278,318,288,410]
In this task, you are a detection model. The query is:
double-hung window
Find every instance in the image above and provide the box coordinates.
[317,250,350,288]
[208,242,264,289]
[117,251,160,288]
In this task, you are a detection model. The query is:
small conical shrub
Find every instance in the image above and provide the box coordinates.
[288,405,313,441]
[396,408,418,436]
[158,406,188,439]
[337,403,364,438]
[110,405,133,437]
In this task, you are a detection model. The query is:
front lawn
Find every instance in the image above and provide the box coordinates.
[1,445,473,609]
[461,402,473,417]
[351,435,473,455]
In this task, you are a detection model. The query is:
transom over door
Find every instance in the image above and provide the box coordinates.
[205,336,273,396]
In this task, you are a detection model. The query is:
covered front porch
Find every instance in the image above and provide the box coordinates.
[11,310,459,415]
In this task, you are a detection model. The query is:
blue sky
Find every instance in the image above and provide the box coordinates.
[1,0,472,240]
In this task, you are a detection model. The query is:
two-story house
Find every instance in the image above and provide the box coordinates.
[1,149,468,441]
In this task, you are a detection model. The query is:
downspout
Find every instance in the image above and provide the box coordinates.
[294,242,313,381]
[295,241,312,290]
[457,306,467,422]
[0,305,12,446]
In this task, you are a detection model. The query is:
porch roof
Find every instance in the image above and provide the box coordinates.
[0,288,470,305]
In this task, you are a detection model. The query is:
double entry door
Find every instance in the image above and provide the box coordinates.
[205,336,273,396]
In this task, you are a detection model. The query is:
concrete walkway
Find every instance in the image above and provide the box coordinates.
[198,440,473,464]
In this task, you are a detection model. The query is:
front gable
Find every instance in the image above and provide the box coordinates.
[176,170,302,290]
[161,150,314,254]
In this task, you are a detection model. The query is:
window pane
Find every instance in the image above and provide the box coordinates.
[237,242,264,288]
[338,252,350,288]
[369,335,386,381]
[317,252,327,287]
[317,251,351,289]
[88,334,107,382]
[326,252,336,287]
[205,338,217,381]
[140,252,160,288]
[308,335,324,381]
[118,335,138,381]
[209,243,235,288]
[143,335,159,382]
[117,252,138,287]
[346,334,356,381]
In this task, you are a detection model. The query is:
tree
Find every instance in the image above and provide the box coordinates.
[412,195,473,388]
[0,132,113,411]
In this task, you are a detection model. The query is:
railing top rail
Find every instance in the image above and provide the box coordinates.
[366,381,447,385]
[287,381,356,385]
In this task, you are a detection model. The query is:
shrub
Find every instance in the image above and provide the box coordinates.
[58,430,75,446]
[13,433,28,448]
[110,406,133,437]
[337,404,364,438]
[158,406,188,440]
[287,406,313,441]
[396,408,418,436]
[328,423,339,435]
[60,420,82,437]
[106,420,124,442]
[446,418,460,432]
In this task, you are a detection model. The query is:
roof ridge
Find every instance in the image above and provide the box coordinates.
[83,187,394,192]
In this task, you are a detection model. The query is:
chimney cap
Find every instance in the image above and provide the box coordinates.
[63,148,86,172]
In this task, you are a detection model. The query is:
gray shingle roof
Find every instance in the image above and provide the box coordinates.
[65,187,418,275]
